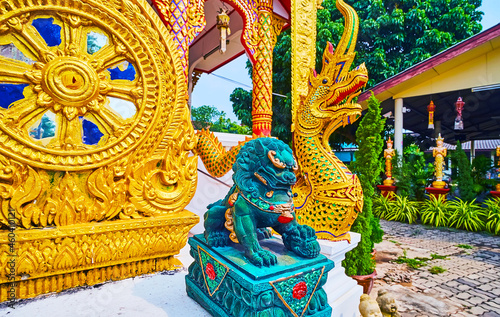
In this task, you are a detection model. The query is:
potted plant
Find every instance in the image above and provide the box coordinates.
[344,93,385,294]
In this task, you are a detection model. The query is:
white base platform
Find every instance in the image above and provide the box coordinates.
[320,232,363,317]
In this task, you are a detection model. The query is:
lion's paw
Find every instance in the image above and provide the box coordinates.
[283,225,320,258]
[246,249,278,267]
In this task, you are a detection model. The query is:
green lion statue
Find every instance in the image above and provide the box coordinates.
[204,138,320,267]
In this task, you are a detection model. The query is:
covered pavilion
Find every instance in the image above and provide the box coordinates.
[358,23,500,158]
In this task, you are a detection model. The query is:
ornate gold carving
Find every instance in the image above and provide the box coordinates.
[0,0,199,302]
[291,0,318,132]
[0,213,197,301]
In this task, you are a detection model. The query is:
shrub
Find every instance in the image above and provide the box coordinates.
[484,197,500,235]
[373,195,392,219]
[420,195,451,227]
[386,195,419,224]
[448,198,486,231]
[452,142,475,201]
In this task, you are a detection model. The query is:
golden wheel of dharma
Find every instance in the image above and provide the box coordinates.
[0,0,184,171]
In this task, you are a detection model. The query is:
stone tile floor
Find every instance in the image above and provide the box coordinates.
[373,219,500,317]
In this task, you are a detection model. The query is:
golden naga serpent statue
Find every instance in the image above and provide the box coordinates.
[196,0,368,241]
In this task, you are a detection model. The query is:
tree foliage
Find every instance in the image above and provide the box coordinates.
[230,0,483,141]
[191,105,251,134]
[344,94,386,276]
[392,144,433,200]
[453,141,475,201]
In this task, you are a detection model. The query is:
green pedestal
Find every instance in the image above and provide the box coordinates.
[185,234,334,317]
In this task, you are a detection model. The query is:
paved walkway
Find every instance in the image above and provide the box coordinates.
[373,219,500,317]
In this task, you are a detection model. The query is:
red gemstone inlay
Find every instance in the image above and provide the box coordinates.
[206,263,216,280]
[269,205,275,210]
[293,281,307,300]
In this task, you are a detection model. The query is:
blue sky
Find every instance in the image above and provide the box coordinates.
[191,0,500,123]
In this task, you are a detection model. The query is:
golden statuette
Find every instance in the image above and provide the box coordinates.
[383,137,395,186]
[0,0,199,301]
[432,134,447,189]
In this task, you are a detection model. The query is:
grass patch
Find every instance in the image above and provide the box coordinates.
[395,251,448,269]
[430,253,448,260]
[429,266,447,274]
[457,244,473,249]
[389,240,398,244]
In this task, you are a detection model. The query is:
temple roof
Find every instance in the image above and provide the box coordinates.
[359,23,500,143]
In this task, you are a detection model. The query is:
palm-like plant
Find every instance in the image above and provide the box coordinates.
[484,198,500,235]
[448,198,486,231]
[421,195,451,227]
[386,195,419,224]
[373,195,392,219]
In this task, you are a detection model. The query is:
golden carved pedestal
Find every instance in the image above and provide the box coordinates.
[0,212,197,302]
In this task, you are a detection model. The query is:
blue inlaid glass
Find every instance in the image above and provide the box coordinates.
[29,114,56,139]
[108,62,136,81]
[0,84,28,109]
[32,18,62,47]
[82,118,104,145]
[87,31,108,55]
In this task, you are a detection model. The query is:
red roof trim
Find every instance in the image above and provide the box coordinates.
[359,23,500,103]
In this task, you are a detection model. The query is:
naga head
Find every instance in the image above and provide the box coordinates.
[304,0,368,129]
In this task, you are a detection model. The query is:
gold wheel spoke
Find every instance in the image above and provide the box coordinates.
[59,13,89,56]
[107,81,142,104]
[2,96,46,130]
[0,56,32,84]
[93,106,124,134]
[12,24,52,62]
[89,40,129,72]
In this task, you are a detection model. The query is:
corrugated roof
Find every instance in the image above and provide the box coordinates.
[430,139,500,151]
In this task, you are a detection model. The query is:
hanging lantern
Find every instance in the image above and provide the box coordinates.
[216,8,231,54]
[427,100,435,129]
[454,97,465,130]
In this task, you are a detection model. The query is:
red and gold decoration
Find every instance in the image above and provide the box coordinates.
[454,97,465,130]
[427,100,436,129]
[151,0,206,80]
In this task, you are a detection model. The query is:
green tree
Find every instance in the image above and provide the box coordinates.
[453,142,475,201]
[191,105,222,130]
[344,93,386,276]
[230,0,483,141]
[191,105,251,135]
